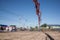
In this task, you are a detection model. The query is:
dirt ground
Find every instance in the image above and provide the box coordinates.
[45,31,60,40]
[0,31,46,40]
[0,31,60,40]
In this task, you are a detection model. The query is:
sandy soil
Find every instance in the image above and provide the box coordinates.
[0,31,46,40]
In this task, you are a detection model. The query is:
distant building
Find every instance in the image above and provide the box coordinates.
[47,25,60,29]
[0,24,8,30]
[10,25,17,31]
[0,24,17,32]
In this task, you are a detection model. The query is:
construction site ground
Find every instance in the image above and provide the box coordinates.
[0,31,60,40]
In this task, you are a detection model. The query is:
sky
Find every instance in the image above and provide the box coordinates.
[0,0,60,28]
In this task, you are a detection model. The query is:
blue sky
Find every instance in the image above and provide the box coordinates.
[0,0,60,27]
